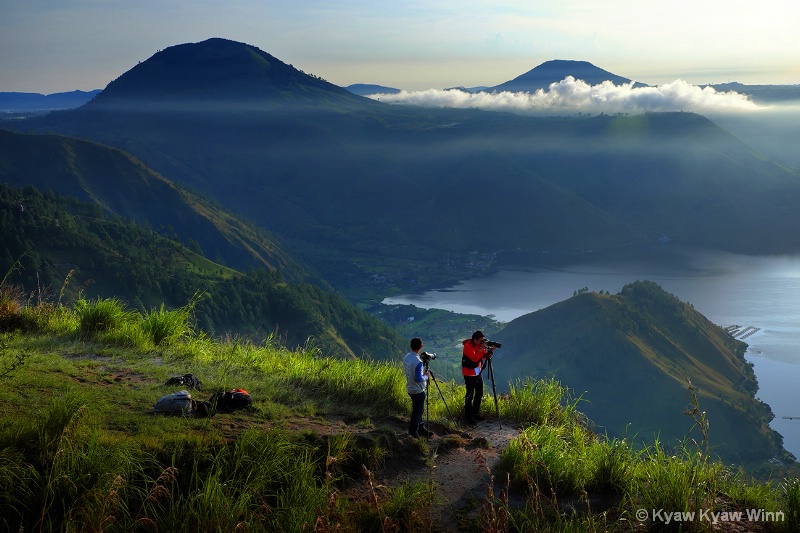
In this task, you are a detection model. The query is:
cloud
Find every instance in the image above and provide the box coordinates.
[368,77,761,115]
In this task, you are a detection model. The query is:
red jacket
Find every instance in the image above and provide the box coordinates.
[462,339,488,376]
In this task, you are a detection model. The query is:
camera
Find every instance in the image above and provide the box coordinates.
[420,351,437,362]
[484,340,502,349]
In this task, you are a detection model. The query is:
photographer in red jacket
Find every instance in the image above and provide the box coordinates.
[461,330,490,424]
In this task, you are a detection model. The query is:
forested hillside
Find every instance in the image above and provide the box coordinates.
[0,129,301,277]
[0,184,404,359]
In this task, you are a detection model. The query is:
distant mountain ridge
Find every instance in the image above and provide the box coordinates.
[347,60,642,95]
[0,90,101,112]
[346,83,401,96]
[706,82,800,103]
[490,59,648,93]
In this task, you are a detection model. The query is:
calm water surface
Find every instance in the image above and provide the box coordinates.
[384,247,800,457]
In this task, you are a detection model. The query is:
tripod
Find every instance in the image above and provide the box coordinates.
[424,361,454,433]
[485,352,501,429]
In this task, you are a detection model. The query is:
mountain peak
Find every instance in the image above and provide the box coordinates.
[90,38,367,108]
[491,59,647,93]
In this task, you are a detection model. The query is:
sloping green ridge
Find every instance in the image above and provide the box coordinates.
[494,281,782,463]
[0,128,301,277]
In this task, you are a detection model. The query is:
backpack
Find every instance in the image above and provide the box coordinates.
[164,373,203,390]
[211,388,253,412]
[461,354,480,370]
[153,390,195,417]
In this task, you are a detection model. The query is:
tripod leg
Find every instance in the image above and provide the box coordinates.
[428,371,453,420]
[487,359,502,429]
[425,384,429,434]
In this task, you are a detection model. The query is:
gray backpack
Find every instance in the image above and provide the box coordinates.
[153,390,195,417]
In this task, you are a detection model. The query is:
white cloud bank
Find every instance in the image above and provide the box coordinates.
[368,77,761,115]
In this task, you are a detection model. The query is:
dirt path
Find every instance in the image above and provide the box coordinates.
[270,411,523,530]
[420,419,522,530]
[329,416,524,532]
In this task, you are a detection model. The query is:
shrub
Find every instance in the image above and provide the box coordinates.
[0,283,27,331]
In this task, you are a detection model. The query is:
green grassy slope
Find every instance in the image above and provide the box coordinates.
[493,281,783,464]
[0,313,797,531]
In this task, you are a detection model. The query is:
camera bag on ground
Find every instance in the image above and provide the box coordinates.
[164,373,203,390]
[210,388,252,412]
[153,390,195,417]
[153,390,213,418]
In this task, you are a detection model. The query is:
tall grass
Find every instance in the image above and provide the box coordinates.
[1,289,209,353]
[0,390,147,532]
[628,440,721,531]
[0,447,39,530]
[782,477,800,531]
[490,377,800,532]
[1,399,357,532]
[278,347,409,417]
[501,377,582,427]
[139,429,326,532]
[501,423,598,496]
[140,302,192,347]
[75,297,138,338]
[0,294,423,530]
[0,281,78,334]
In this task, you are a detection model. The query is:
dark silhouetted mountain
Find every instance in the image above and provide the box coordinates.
[493,281,783,464]
[0,90,101,112]
[491,59,648,93]
[346,84,401,96]
[91,38,376,110]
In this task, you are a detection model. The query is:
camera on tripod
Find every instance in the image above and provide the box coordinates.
[420,351,437,363]
[485,340,502,349]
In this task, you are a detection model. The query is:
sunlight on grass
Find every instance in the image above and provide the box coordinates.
[1,292,799,531]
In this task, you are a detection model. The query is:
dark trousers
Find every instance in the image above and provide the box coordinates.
[464,374,483,419]
[408,391,426,435]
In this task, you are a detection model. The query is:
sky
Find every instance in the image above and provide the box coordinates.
[1,0,799,94]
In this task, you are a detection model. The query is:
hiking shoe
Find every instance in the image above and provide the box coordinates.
[418,428,432,438]
[473,414,485,422]
[409,431,419,438]
[464,417,477,425]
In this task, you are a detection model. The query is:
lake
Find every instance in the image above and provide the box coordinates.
[384,245,800,458]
